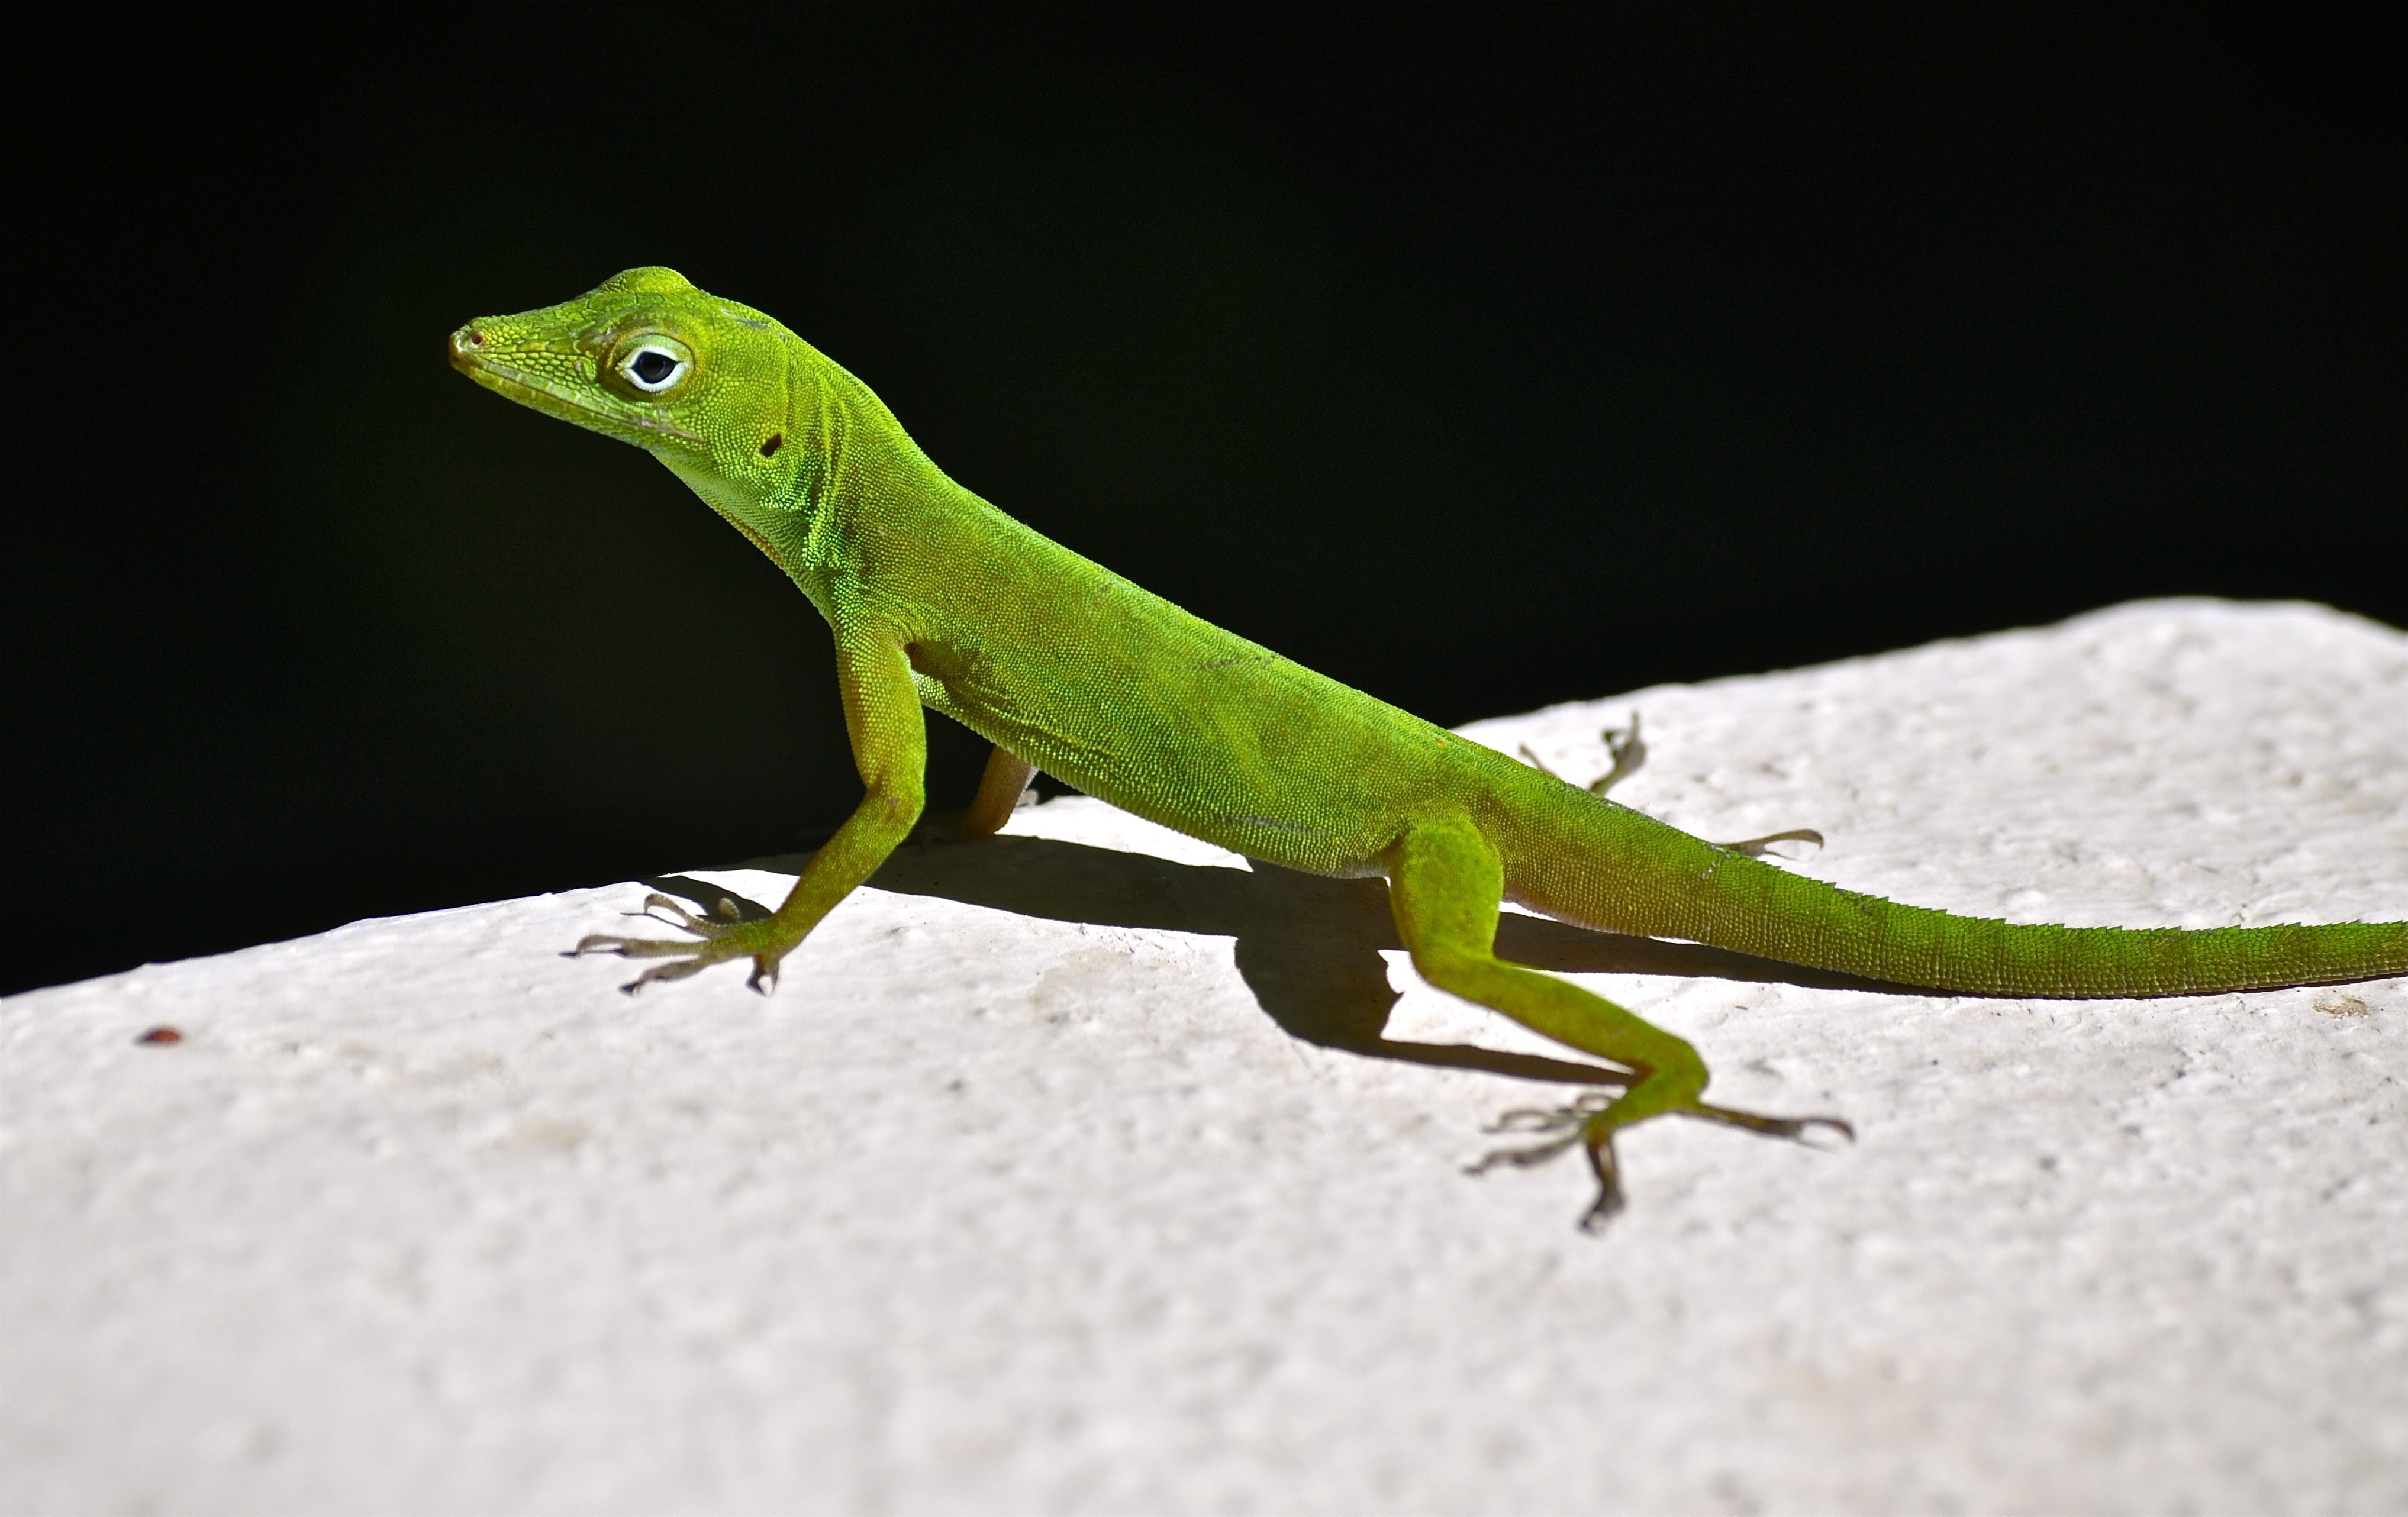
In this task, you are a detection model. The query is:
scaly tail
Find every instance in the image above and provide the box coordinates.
[1492,767,2408,997]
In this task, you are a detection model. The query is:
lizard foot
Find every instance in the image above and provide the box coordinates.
[1593,713,1646,796]
[1710,828,1826,858]
[1466,1089,1852,1231]
[569,892,790,995]
[1516,719,1827,856]
[1464,1092,1641,1230]
[1465,1090,1620,1173]
[1517,712,1648,796]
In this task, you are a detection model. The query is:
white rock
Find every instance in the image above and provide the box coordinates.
[4,598,2403,1515]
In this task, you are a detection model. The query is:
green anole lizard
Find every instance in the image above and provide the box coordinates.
[450,268,2406,1228]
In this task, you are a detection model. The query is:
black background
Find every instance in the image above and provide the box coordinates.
[9,10,2401,995]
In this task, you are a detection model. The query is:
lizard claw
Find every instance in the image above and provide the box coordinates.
[1577,1136,1629,1233]
[568,892,786,994]
[1466,1088,1847,1231]
[632,891,741,934]
[1683,1103,1855,1147]
[618,955,719,995]
[1464,1092,1632,1232]
[1464,1090,1617,1174]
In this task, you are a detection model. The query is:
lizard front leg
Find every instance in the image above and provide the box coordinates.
[573,629,927,993]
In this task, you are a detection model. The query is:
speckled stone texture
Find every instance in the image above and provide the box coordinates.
[4,599,2403,1515]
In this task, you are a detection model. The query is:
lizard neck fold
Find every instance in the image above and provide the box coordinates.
[735,344,973,617]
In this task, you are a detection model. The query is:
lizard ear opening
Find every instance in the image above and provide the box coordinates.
[760,433,784,458]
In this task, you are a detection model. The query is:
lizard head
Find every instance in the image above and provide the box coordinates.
[449,267,805,548]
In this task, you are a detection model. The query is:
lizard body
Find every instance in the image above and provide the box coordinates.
[451,268,2406,1226]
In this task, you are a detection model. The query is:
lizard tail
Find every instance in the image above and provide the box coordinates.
[1493,773,2408,999]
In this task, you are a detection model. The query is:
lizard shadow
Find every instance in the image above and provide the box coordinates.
[657,833,1939,1092]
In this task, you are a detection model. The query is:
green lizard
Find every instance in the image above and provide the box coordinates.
[449,268,2406,1228]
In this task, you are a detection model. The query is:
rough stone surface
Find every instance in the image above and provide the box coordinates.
[4,599,2403,1515]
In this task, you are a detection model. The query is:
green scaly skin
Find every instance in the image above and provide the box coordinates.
[450,268,2407,1229]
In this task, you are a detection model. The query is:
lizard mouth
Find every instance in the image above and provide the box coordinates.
[447,331,702,445]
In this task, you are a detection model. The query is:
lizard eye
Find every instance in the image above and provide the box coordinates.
[618,341,691,394]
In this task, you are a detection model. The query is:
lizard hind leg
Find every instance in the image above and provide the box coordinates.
[1384,812,1848,1231]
